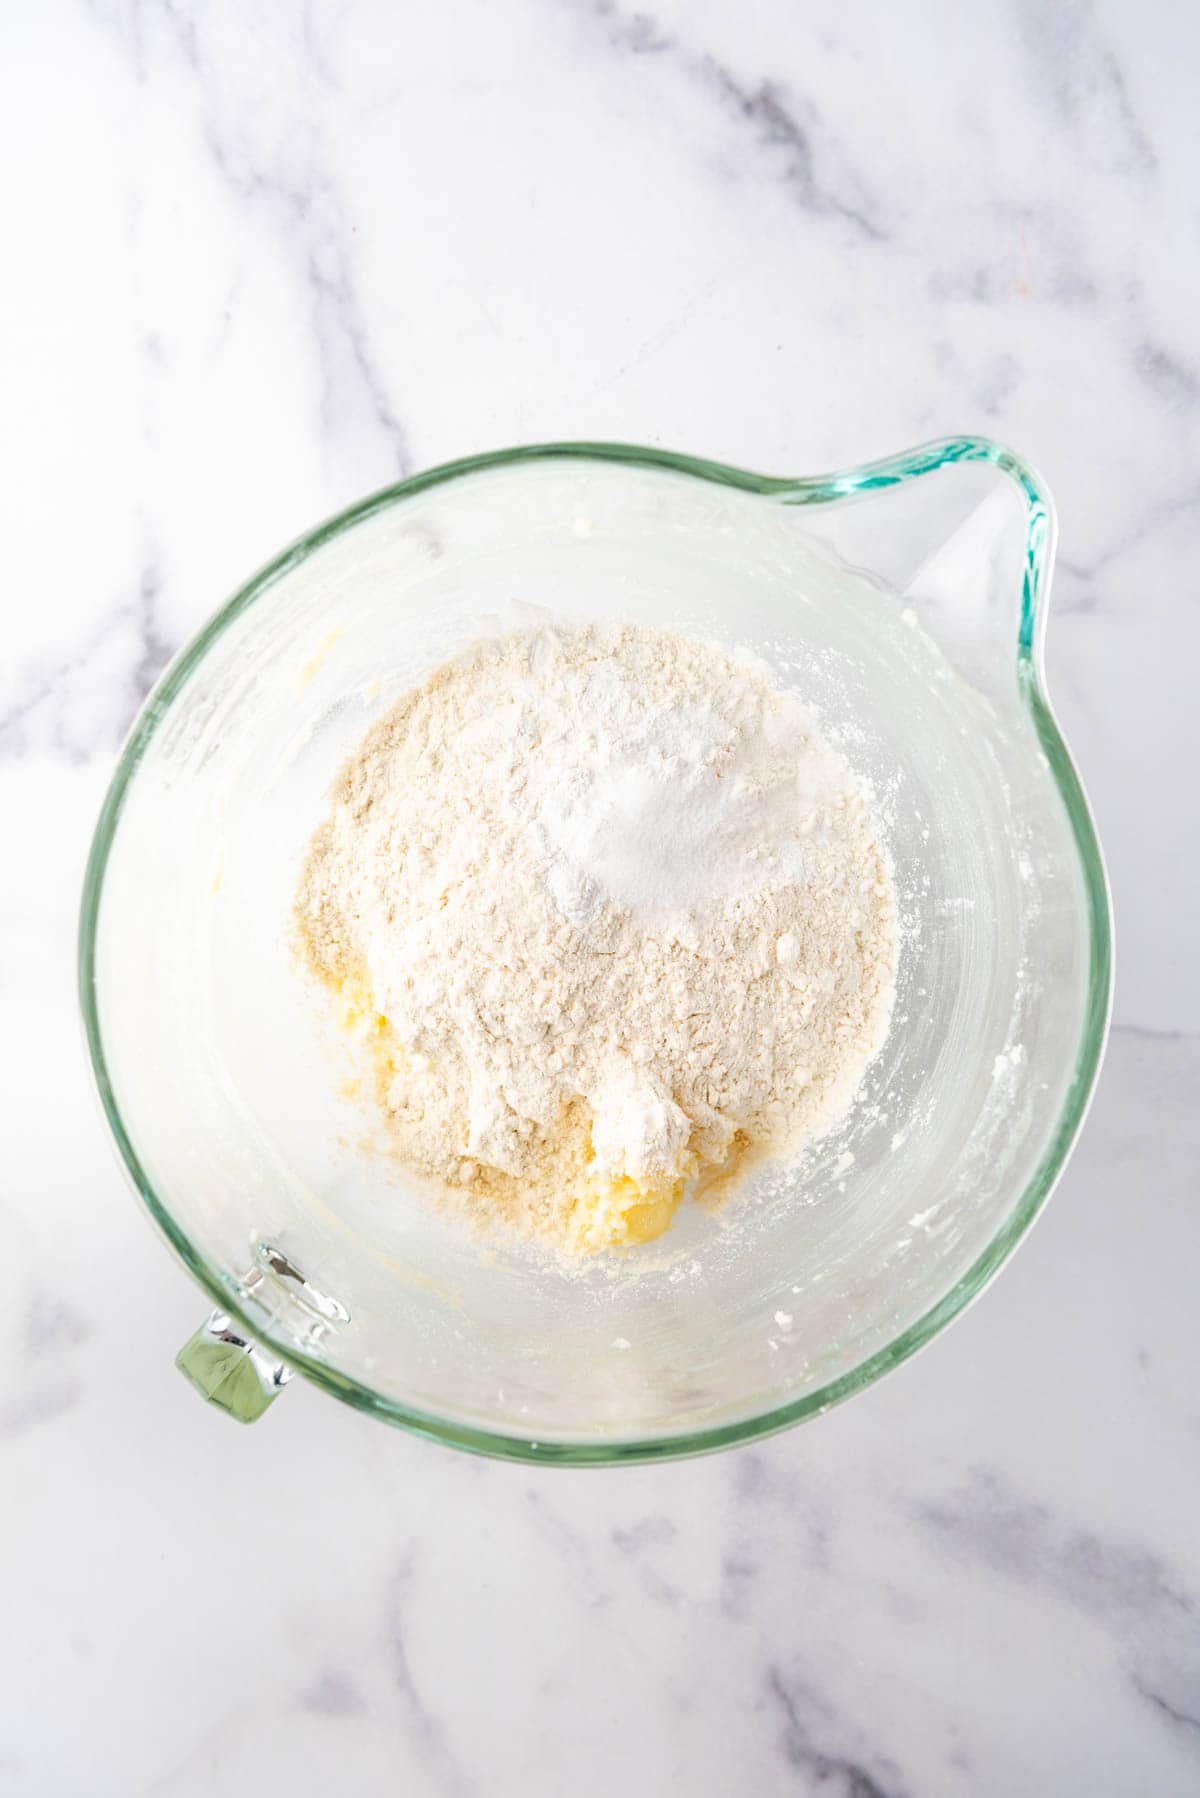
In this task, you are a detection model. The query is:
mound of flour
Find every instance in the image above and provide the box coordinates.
[295,618,897,1246]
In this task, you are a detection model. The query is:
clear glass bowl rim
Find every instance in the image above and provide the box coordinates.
[78,434,1114,1464]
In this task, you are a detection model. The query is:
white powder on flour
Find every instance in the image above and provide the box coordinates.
[295,617,898,1251]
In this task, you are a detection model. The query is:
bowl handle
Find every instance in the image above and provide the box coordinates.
[175,1310,292,1423]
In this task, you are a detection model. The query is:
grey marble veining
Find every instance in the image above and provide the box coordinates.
[1,2,1197,1793]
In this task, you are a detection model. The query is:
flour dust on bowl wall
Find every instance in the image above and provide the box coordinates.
[79,439,1112,1462]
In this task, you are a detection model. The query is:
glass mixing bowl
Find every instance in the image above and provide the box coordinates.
[79,438,1111,1461]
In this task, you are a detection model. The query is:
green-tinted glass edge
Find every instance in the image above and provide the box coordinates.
[78,435,1114,1466]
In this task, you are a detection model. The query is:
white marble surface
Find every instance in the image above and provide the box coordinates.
[2,2,1198,1792]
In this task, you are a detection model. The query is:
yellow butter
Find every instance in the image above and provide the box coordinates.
[570,1173,685,1252]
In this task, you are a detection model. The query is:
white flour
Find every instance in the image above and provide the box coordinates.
[295,617,898,1250]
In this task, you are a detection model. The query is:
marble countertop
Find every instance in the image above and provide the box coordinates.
[3,3,1198,1793]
